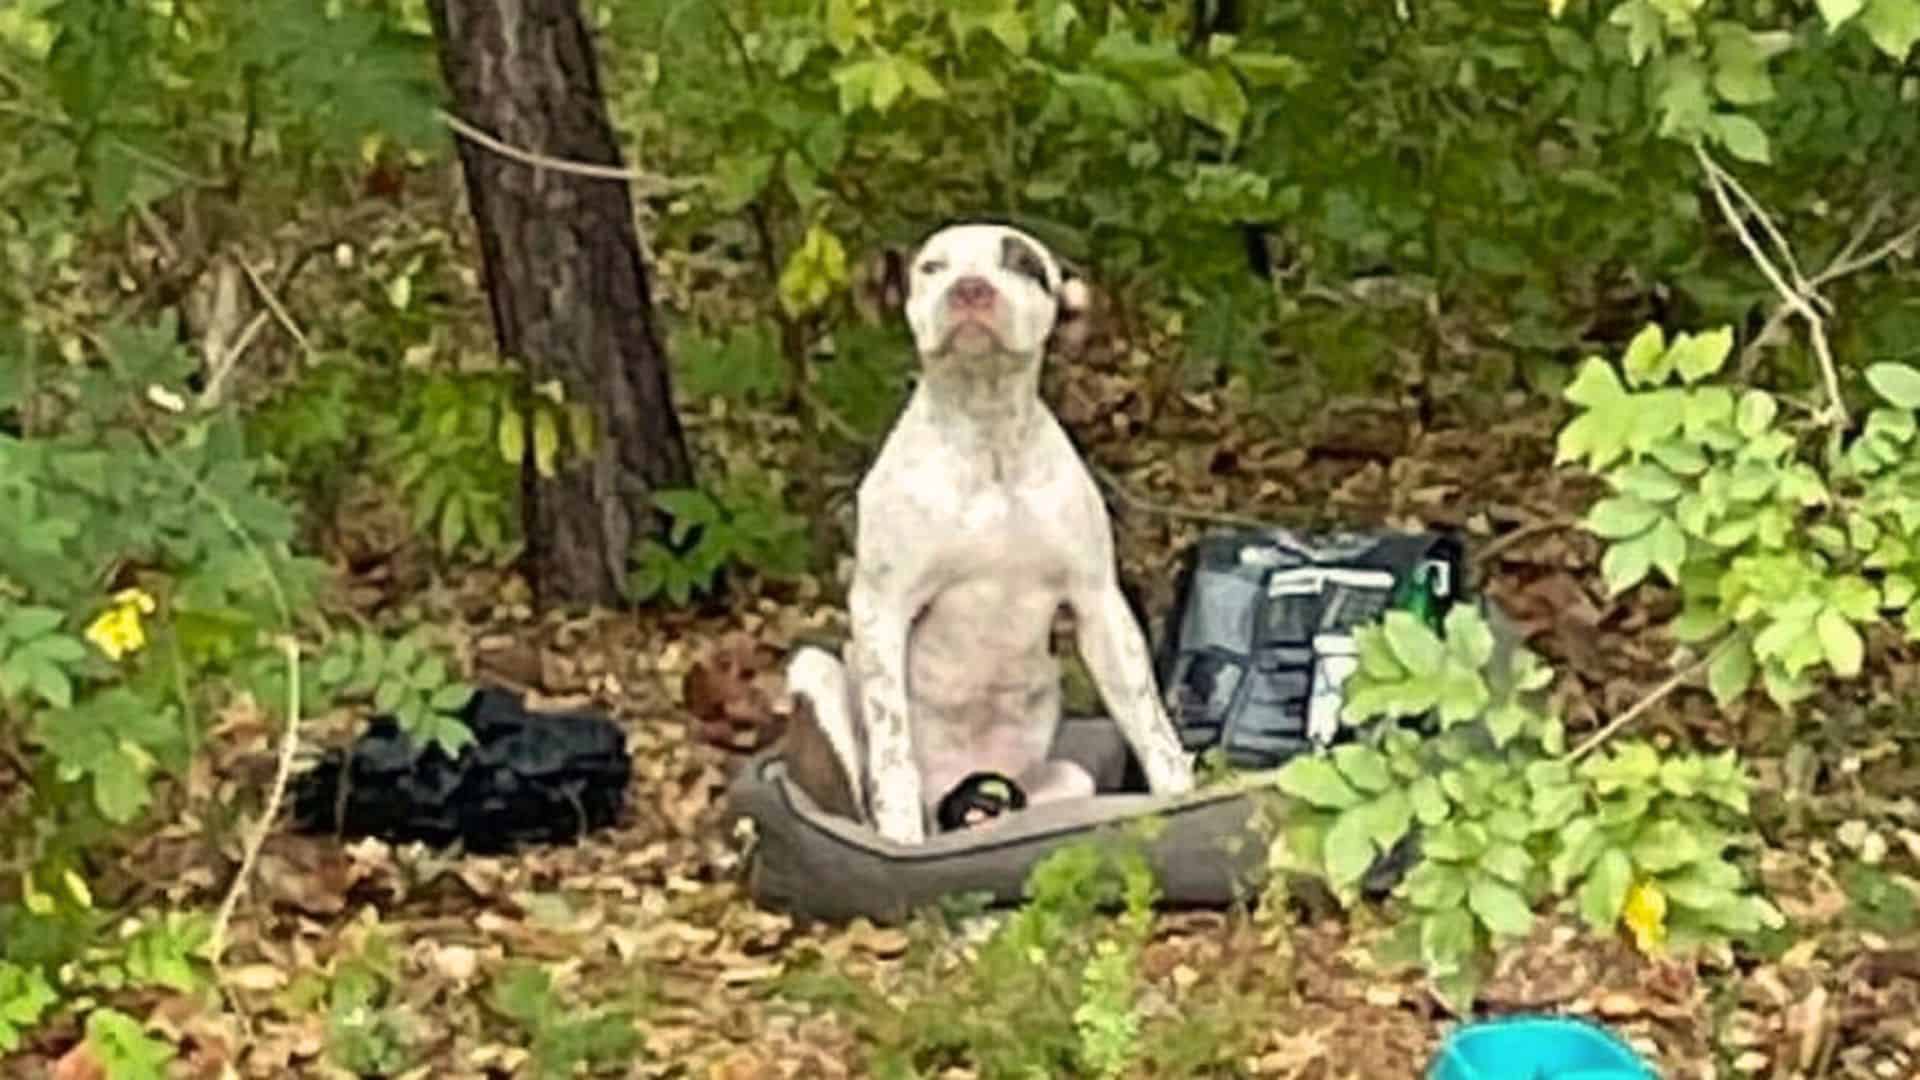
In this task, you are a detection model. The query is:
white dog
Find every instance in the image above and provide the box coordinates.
[784,222,1196,845]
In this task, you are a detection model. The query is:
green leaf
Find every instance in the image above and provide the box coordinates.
[1618,325,1668,387]
[1227,51,1306,88]
[1860,0,1920,59]
[894,57,945,101]
[1669,327,1734,383]
[1613,463,1686,504]
[1585,497,1660,540]
[532,407,560,478]
[1381,611,1446,677]
[1468,875,1535,939]
[1425,821,1489,862]
[1409,776,1451,826]
[1364,789,1415,852]
[1866,362,1920,408]
[1324,805,1379,890]
[1708,644,1756,706]
[1332,744,1394,794]
[1632,820,1705,874]
[497,406,525,465]
[4,606,65,641]
[85,1008,174,1080]
[1275,755,1364,810]
[1671,606,1728,644]
[1600,536,1654,596]
[1610,0,1663,64]
[1404,861,1469,909]
[1484,701,1527,747]
[1711,26,1778,106]
[1442,606,1496,668]
[25,657,73,710]
[93,749,152,824]
[1550,818,1606,893]
[1816,609,1865,677]
[1436,667,1490,727]
[1580,848,1634,931]
[1480,843,1534,887]
[431,683,474,711]
[1818,0,1867,28]
[1736,390,1778,436]
[0,963,56,1051]
[1420,908,1476,977]
[1647,517,1688,585]
[1562,356,1629,409]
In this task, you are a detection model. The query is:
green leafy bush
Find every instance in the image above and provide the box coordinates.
[777,839,1160,1079]
[1265,319,1920,1009]
[1273,603,1780,1012]
[1562,327,1920,709]
[488,962,642,1080]
[627,471,812,605]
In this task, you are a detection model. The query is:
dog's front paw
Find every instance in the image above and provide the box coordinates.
[1150,750,1197,795]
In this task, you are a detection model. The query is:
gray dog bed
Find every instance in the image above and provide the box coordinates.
[726,716,1278,924]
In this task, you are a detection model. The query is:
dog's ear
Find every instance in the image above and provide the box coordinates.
[852,248,909,325]
[1050,274,1098,354]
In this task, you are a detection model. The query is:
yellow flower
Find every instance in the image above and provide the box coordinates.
[1622,879,1668,953]
[85,588,157,661]
[112,588,157,615]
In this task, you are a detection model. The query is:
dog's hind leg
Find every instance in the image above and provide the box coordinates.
[781,646,868,822]
[1018,759,1097,804]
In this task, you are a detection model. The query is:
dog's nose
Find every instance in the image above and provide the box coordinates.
[947,275,997,311]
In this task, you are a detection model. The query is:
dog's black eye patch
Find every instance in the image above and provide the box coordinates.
[1000,237,1053,295]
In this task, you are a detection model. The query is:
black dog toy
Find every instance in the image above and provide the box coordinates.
[935,771,1028,831]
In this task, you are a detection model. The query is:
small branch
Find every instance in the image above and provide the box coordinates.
[208,634,300,959]
[238,258,310,357]
[1089,461,1294,531]
[1696,146,1849,429]
[1566,640,1729,762]
[1740,200,1918,375]
[195,311,270,411]
[438,108,689,197]
[800,385,865,444]
[1471,515,1580,569]
[1822,219,1920,286]
[147,429,301,962]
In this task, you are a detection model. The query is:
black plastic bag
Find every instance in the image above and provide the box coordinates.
[291,687,631,854]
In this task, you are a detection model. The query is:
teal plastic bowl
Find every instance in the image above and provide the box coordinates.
[1428,1017,1656,1080]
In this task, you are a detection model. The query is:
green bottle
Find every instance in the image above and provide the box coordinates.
[1390,564,1441,630]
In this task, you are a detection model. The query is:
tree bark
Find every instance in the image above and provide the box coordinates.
[427,0,692,610]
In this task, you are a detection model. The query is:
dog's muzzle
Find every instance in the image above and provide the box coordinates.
[938,276,1009,351]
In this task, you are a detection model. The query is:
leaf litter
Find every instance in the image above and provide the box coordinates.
[9,242,1920,1080]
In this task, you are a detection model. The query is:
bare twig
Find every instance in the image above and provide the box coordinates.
[1566,639,1730,762]
[438,108,690,198]
[1471,515,1580,569]
[238,258,310,357]
[145,431,299,961]
[1740,199,1919,375]
[1696,146,1850,429]
[1714,156,1813,301]
[1089,460,1296,531]
[194,259,276,410]
[800,385,866,444]
[133,205,181,265]
[208,634,300,959]
[1826,219,1920,282]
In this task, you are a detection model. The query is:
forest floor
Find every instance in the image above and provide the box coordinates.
[9,187,1920,1080]
[53,348,1920,1079]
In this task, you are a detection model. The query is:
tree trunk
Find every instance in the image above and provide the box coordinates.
[427,0,692,610]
